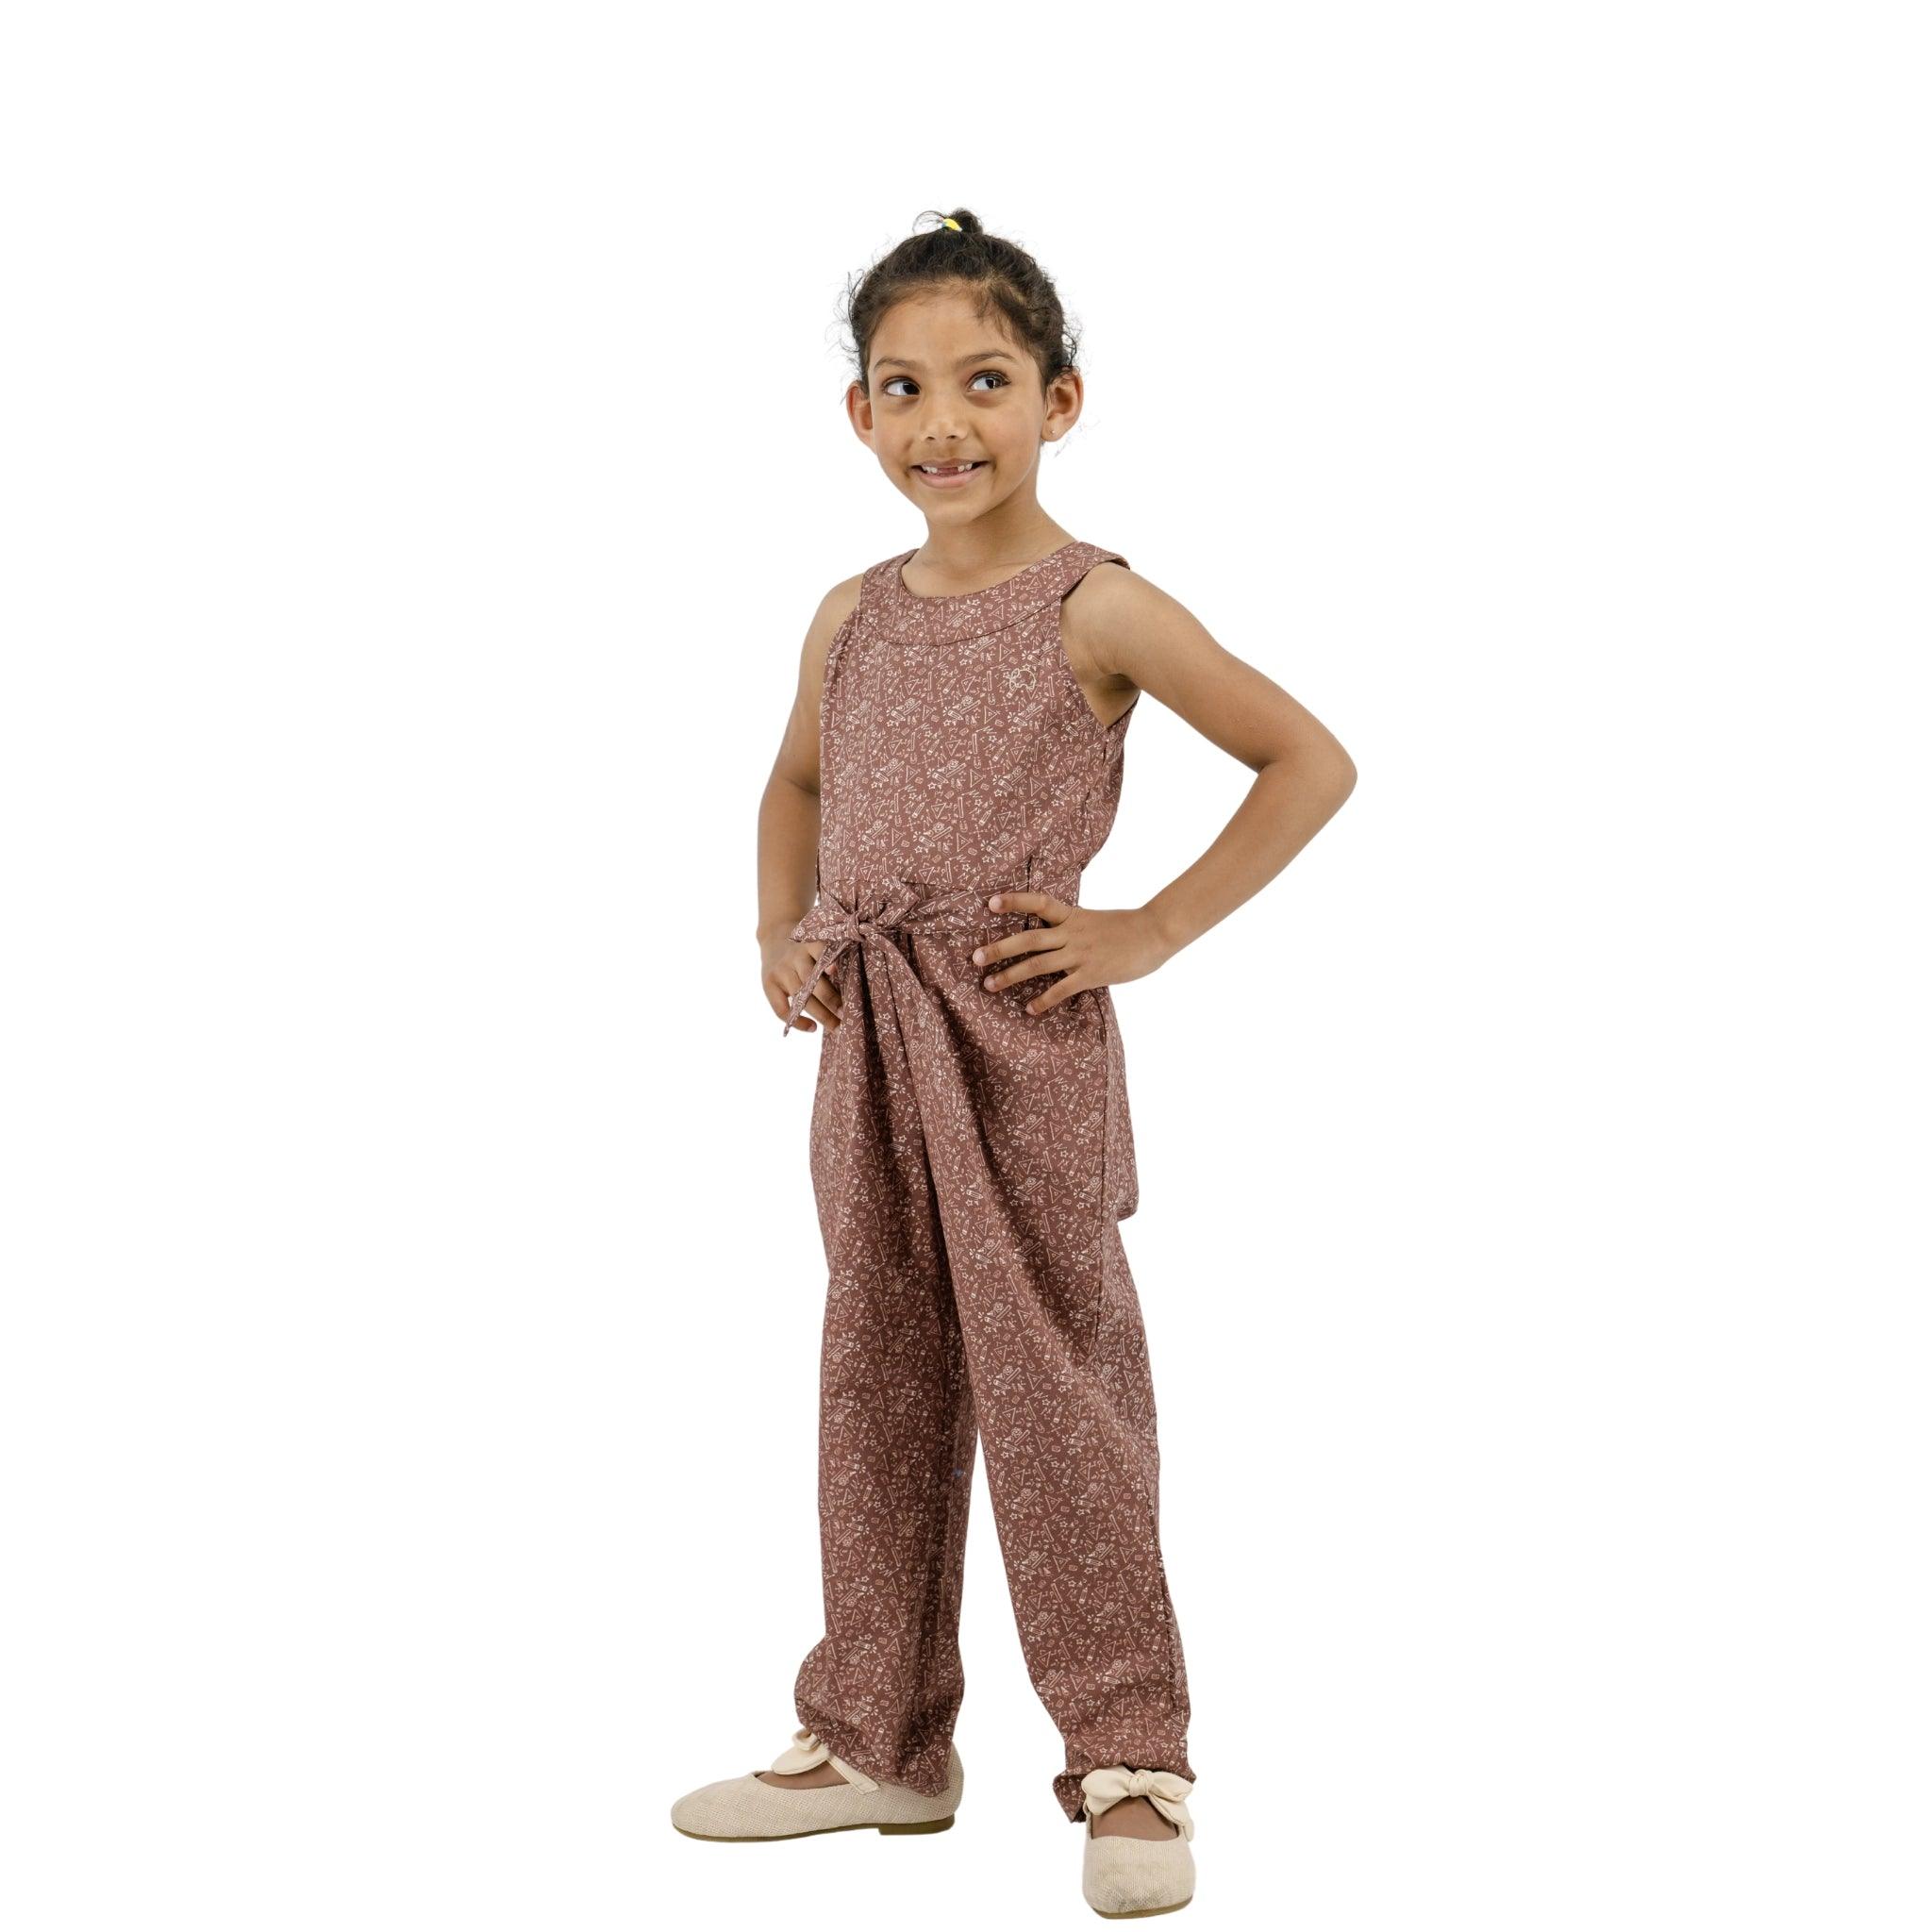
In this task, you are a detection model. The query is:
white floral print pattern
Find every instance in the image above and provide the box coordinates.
[784,541,1195,1824]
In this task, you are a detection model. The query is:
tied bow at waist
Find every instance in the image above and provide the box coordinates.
[781,874,1070,1037]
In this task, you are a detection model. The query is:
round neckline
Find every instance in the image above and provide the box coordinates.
[894,540,1082,604]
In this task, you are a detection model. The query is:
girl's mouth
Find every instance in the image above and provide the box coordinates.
[912,460,987,489]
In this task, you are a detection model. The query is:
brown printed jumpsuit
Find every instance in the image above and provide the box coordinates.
[780,540,1196,1824]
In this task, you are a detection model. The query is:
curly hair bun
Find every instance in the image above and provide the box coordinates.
[839,208,1079,394]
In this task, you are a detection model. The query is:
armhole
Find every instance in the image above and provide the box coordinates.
[824,602,858,688]
[1053,556,1137,741]
[824,563,877,688]
[816,583,866,754]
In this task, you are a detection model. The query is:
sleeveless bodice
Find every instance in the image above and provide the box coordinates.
[812,540,1138,904]
[782,534,1142,1223]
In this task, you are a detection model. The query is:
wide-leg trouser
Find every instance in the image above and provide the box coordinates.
[785,888,1195,1824]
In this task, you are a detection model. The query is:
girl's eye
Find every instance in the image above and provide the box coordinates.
[882,371,1009,399]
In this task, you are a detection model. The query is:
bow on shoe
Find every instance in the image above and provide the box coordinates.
[1078,1765,1196,1840]
[767,1724,879,1792]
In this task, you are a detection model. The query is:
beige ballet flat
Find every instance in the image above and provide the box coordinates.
[1078,1765,1196,1918]
[670,1725,963,1841]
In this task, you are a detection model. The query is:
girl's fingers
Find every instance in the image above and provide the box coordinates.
[774,986,841,1030]
[798,968,841,1024]
[796,989,841,1029]
[988,890,1070,923]
[984,951,1074,992]
[974,925,1066,974]
[769,955,841,1029]
[1023,973,1089,1015]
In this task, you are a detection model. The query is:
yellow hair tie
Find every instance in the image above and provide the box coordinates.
[939,216,962,231]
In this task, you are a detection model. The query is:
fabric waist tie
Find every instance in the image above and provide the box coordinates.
[780,874,1072,1038]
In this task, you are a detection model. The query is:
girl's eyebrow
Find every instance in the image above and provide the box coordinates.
[874,349,1019,372]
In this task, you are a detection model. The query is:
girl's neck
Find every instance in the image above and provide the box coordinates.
[906,514,1078,595]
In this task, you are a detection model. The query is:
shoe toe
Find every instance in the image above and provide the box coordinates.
[670,1774,759,1838]
[1082,1832,1196,1916]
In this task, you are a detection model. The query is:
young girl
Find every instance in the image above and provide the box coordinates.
[672,208,1356,1919]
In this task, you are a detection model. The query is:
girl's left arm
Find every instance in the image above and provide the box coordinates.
[1071,562,1356,962]
[981,564,1357,1013]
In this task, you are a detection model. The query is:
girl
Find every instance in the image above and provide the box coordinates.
[672,208,1357,1919]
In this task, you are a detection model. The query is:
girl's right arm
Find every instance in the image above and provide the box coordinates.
[757,574,864,1031]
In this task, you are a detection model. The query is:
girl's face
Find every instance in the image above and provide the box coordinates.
[849,285,1081,525]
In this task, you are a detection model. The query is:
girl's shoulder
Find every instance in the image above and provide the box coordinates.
[821,550,910,630]
[1058,544,1148,633]
[825,569,870,625]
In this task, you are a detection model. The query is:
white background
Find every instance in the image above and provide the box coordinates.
[3,5,1925,1927]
